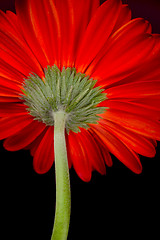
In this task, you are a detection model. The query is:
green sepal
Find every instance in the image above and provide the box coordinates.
[21,65,107,133]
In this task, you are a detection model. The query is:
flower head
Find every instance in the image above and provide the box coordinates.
[1,0,160,239]
[0,0,160,181]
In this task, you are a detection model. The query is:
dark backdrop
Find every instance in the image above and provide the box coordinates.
[1,0,160,239]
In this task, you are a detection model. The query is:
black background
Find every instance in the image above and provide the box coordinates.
[0,0,160,239]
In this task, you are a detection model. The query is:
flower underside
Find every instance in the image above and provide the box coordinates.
[21,65,107,133]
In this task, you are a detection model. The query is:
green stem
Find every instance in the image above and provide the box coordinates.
[51,111,71,240]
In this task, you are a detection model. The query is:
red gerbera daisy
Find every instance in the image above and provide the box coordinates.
[0,0,160,239]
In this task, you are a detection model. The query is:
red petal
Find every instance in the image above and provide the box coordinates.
[131,97,160,111]
[92,34,155,87]
[102,109,160,140]
[75,0,122,72]
[104,59,160,89]
[0,96,22,103]
[57,0,100,67]
[100,119,156,158]
[0,114,33,140]
[106,81,160,99]
[111,4,132,34]
[33,127,54,174]
[0,76,22,98]
[0,103,26,117]
[3,121,46,151]
[67,131,92,182]
[87,19,156,83]
[0,76,21,91]
[90,128,113,167]
[0,85,19,98]
[15,0,50,68]
[0,10,43,78]
[0,58,25,83]
[78,129,106,175]
[28,129,47,156]
[105,100,160,120]
[15,0,99,69]
[92,124,142,174]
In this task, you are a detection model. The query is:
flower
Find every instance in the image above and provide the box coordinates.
[0,0,160,239]
[0,0,160,180]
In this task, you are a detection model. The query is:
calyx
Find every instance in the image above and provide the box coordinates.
[21,65,106,133]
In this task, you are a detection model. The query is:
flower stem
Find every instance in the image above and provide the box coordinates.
[51,111,71,240]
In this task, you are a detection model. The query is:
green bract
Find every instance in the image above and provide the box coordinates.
[21,65,107,133]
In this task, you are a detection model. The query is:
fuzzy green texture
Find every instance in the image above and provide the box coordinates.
[21,65,106,133]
